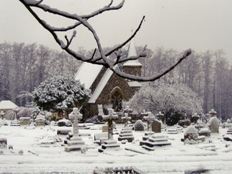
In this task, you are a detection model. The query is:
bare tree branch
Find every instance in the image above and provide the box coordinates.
[19,0,191,82]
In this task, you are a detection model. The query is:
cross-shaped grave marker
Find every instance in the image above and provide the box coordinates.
[144,112,156,131]
[121,113,131,126]
[102,108,118,139]
[69,107,82,138]
[156,111,164,122]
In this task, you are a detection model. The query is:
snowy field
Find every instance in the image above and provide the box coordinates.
[0,124,232,174]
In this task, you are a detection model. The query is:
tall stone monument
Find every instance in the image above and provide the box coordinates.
[102,108,118,139]
[99,108,120,152]
[65,108,85,152]
[208,109,220,133]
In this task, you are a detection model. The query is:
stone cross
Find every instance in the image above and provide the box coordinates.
[144,112,156,131]
[156,111,164,123]
[69,107,82,137]
[124,105,132,114]
[102,108,118,139]
[122,113,131,126]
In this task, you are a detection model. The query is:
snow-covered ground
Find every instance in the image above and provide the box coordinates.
[0,124,232,174]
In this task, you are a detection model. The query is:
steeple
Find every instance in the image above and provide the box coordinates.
[123,41,142,76]
[123,40,142,67]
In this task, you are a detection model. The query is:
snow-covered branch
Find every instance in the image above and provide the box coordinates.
[19,0,191,81]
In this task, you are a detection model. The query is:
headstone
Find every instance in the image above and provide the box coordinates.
[223,127,232,141]
[57,128,71,135]
[156,111,164,122]
[118,127,134,142]
[199,128,211,137]
[191,113,200,123]
[57,118,72,127]
[167,127,178,134]
[10,119,20,126]
[98,105,104,116]
[208,109,217,116]
[98,108,120,152]
[121,113,131,126]
[183,125,199,143]
[19,117,31,125]
[94,133,108,145]
[208,116,220,133]
[102,108,118,139]
[134,120,145,131]
[144,112,155,131]
[64,108,85,152]
[35,113,46,126]
[140,133,171,151]
[102,125,108,132]
[123,106,133,114]
[151,120,161,133]
[0,138,7,149]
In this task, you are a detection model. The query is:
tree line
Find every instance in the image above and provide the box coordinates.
[0,42,81,106]
[0,42,231,120]
[139,47,231,120]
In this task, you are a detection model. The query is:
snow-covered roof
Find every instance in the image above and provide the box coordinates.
[128,81,142,87]
[0,100,18,110]
[88,68,114,103]
[123,41,142,67]
[75,62,103,89]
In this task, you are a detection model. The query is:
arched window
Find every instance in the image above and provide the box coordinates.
[110,87,123,112]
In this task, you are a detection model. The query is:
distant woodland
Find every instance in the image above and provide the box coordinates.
[0,42,231,119]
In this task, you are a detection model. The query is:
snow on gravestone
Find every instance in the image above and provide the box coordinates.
[151,120,161,133]
[64,108,85,152]
[208,116,220,133]
[184,125,198,140]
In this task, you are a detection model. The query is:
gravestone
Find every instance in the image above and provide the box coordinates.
[151,120,161,133]
[0,138,7,149]
[98,105,104,116]
[118,127,134,142]
[208,117,220,133]
[94,133,108,145]
[64,108,85,152]
[156,111,164,122]
[144,112,155,131]
[102,108,118,139]
[102,125,108,132]
[98,108,120,152]
[140,133,171,151]
[121,113,131,126]
[35,113,46,126]
[19,117,31,126]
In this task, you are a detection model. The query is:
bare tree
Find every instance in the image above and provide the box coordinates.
[19,0,191,82]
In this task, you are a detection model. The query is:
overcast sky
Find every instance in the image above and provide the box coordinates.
[0,0,232,59]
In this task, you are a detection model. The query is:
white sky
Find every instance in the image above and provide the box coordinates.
[0,0,232,59]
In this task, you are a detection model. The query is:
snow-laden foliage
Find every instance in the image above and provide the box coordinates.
[129,82,203,125]
[32,76,90,112]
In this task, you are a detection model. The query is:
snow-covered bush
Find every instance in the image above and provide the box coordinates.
[134,120,145,131]
[33,76,90,112]
[129,82,203,126]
